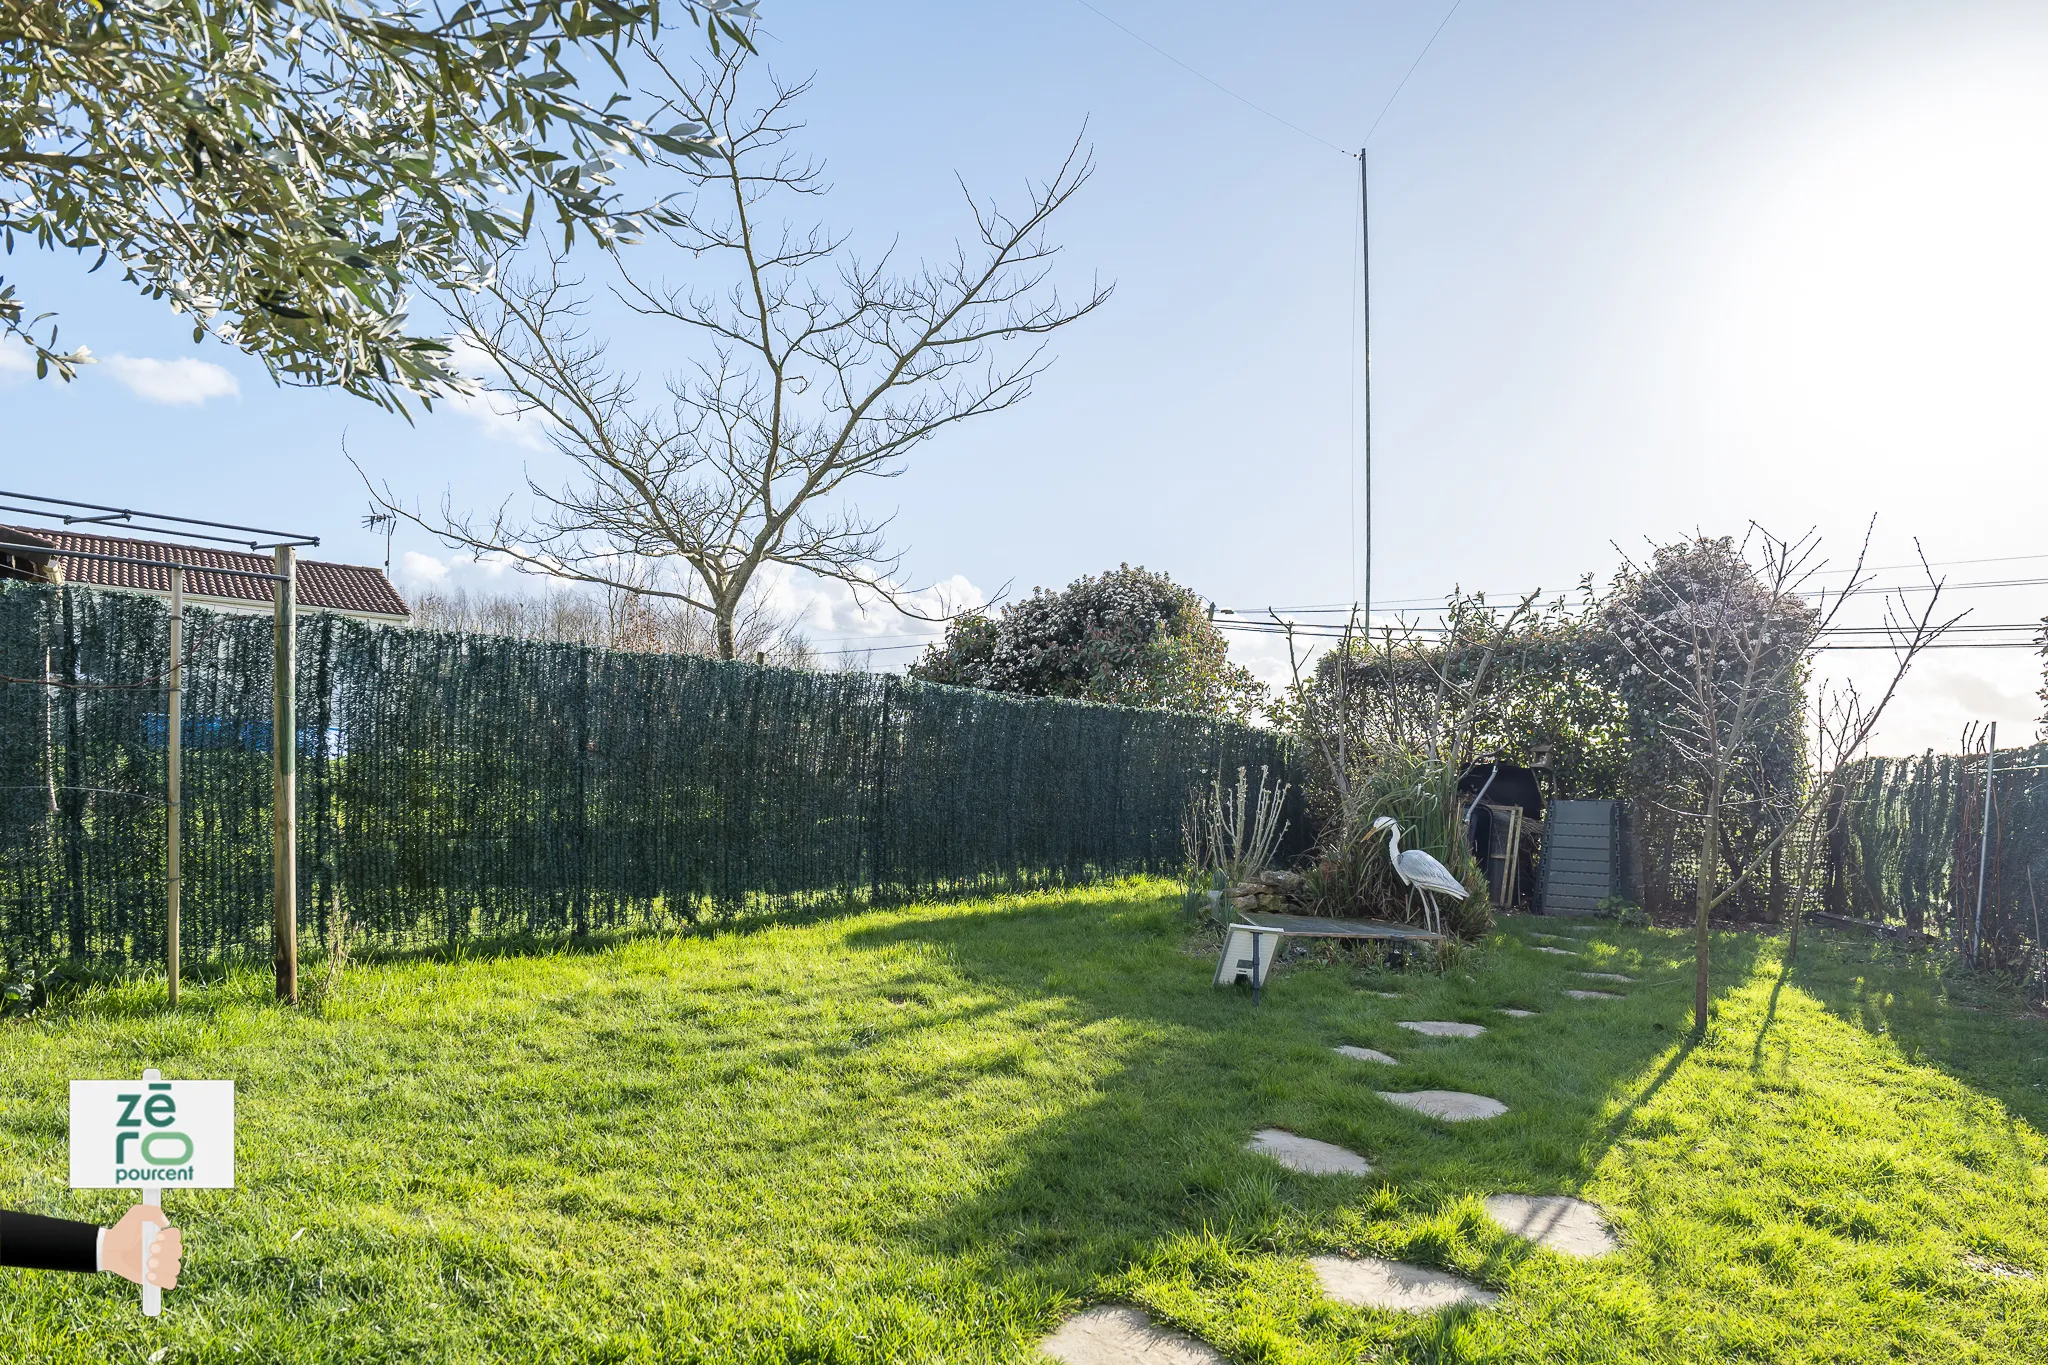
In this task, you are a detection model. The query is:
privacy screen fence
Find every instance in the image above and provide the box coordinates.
[1828,743,2048,969]
[1,583,1300,973]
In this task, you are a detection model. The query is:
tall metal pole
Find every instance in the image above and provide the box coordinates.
[167,566,183,1007]
[272,545,298,1003]
[1971,721,1996,964]
[1358,148,1372,641]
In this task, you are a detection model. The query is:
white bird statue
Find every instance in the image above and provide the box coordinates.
[1371,815,1470,936]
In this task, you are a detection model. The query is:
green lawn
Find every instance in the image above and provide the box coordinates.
[2,881,2045,1363]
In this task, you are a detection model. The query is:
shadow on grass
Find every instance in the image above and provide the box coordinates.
[1782,929,2048,1132]
[843,892,1763,1350]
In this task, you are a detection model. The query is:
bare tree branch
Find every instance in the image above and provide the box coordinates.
[363,44,1109,658]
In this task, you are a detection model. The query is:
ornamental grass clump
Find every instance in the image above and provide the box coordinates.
[1301,748,1492,939]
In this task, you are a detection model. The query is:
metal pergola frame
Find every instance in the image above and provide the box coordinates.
[4,491,321,1006]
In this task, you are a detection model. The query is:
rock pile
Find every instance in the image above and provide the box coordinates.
[1227,869,1307,913]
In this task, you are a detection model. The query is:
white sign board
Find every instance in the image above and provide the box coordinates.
[69,1078,235,1190]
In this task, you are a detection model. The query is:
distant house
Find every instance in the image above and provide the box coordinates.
[0,527,410,626]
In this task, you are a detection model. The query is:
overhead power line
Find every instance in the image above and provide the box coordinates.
[1069,0,1469,158]
[1362,0,1465,143]
[1068,0,1352,156]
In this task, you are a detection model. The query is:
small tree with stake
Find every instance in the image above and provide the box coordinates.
[366,45,1109,659]
[1604,526,1958,1033]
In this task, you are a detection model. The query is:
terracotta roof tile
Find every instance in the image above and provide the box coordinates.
[0,526,410,620]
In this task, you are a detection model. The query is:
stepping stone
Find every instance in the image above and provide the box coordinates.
[1377,1090,1508,1121]
[1334,1045,1398,1065]
[1563,989,1624,1000]
[1576,971,1634,983]
[1247,1128,1372,1176]
[1040,1306,1226,1365]
[1532,946,1578,956]
[1310,1255,1500,1313]
[1398,1020,1486,1039]
[1367,990,1402,999]
[1482,1194,1620,1258]
[1496,1008,1537,1018]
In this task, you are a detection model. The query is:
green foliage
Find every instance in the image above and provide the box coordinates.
[1833,742,2048,968]
[1277,590,1629,830]
[0,1,752,408]
[1290,746,1491,939]
[2,886,2043,1361]
[0,582,1293,973]
[1604,535,1818,918]
[910,564,1268,721]
[1283,545,1819,920]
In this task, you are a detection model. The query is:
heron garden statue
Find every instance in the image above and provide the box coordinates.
[1371,815,1471,936]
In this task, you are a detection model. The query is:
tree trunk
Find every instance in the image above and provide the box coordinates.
[714,606,737,661]
[1695,780,1720,1033]
[1767,840,1784,923]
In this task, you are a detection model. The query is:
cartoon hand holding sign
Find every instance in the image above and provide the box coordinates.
[49,1067,234,1316]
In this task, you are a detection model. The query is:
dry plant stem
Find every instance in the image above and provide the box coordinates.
[361,46,1109,659]
[1201,766,1290,884]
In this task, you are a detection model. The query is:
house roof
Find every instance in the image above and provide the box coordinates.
[0,526,410,621]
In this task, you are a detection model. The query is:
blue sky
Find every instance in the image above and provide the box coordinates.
[6,0,2046,751]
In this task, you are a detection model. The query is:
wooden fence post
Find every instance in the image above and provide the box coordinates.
[273,546,298,1003]
[167,565,182,1006]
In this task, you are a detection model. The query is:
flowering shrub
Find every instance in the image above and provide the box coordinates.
[909,565,1267,720]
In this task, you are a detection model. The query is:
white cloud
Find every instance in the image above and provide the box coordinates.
[442,338,551,449]
[393,549,525,595]
[0,338,34,378]
[101,353,239,405]
[750,565,987,664]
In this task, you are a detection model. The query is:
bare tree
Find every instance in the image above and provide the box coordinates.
[363,45,1108,659]
[1605,526,1959,1033]
[409,579,814,666]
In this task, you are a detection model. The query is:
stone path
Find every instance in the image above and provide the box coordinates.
[1532,946,1579,956]
[1310,1255,1499,1313]
[1482,1194,1620,1257]
[1039,1306,1225,1364]
[1398,1020,1486,1038]
[1576,971,1634,983]
[1496,1008,1537,1018]
[1247,1128,1373,1175]
[1333,1045,1398,1065]
[1562,989,1624,1000]
[1378,1090,1508,1121]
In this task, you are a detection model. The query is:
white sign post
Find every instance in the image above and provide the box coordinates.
[69,1069,234,1316]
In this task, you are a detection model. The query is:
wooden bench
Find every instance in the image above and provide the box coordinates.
[1214,911,1448,1004]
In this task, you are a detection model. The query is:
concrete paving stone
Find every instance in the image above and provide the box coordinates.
[1481,1194,1621,1257]
[1367,990,1402,998]
[1576,971,1635,983]
[1398,1020,1487,1038]
[1334,1045,1399,1065]
[1532,946,1579,956]
[1247,1128,1373,1176]
[1562,989,1625,1000]
[1310,1254,1501,1313]
[1039,1306,1227,1364]
[1377,1090,1509,1121]
[1496,1008,1537,1018]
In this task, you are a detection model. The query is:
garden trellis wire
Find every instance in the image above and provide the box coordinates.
[0,583,1302,975]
